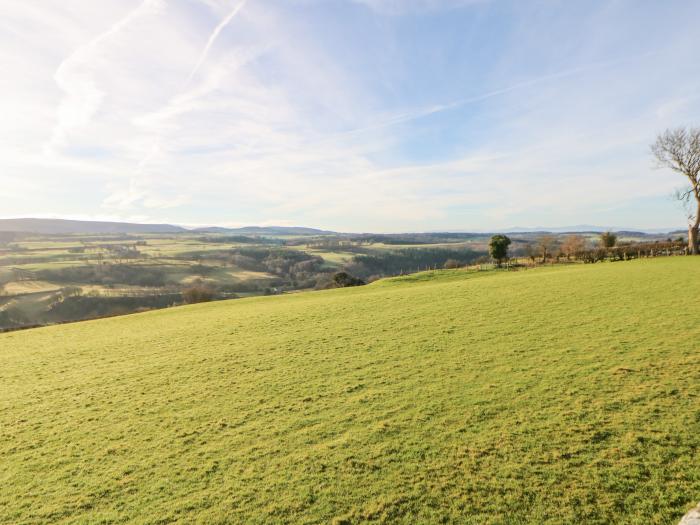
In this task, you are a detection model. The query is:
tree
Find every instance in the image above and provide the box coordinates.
[536,235,557,263]
[600,231,617,248]
[651,127,700,254]
[488,235,511,267]
[561,234,586,260]
[523,242,537,264]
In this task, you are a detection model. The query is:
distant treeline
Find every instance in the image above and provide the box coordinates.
[0,232,25,245]
[348,232,482,245]
[346,247,482,278]
[0,291,183,331]
[229,247,327,289]
[46,294,182,323]
[573,240,687,263]
[199,235,280,245]
[294,232,482,248]
[37,264,170,287]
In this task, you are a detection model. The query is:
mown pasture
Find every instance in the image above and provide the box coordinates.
[1,257,699,523]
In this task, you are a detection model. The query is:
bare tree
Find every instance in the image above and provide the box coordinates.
[536,235,557,263]
[561,234,586,260]
[523,242,537,264]
[651,127,700,254]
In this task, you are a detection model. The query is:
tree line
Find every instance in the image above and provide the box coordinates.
[485,231,688,267]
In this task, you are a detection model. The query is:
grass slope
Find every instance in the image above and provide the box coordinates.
[1,258,699,524]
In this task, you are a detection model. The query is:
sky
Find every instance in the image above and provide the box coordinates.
[1,0,699,232]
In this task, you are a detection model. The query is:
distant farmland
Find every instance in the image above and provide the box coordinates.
[0,230,488,330]
[1,257,699,523]
[1,228,683,331]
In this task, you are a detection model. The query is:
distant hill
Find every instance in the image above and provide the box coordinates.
[192,225,334,235]
[0,218,683,237]
[0,218,186,234]
[500,225,684,234]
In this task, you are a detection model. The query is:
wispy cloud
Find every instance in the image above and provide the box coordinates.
[46,0,165,152]
[186,0,249,83]
[102,178,189,210]
[351,0,488,15]
[333,59,624,141]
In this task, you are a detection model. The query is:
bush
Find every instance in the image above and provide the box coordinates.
[182,285,215,304]
[443,259,462,269]
[330,272,365,288]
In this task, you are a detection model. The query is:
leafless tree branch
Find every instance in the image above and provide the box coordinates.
[652,126,700,253]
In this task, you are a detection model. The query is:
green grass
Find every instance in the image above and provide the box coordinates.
[1,258,699,524]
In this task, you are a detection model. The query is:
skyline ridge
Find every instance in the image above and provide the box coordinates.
[0,217,685,235]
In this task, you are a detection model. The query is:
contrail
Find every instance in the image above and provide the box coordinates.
[134,0,248,181]
[187,0,248,82]
[335,57,631,140]
[47,0,165,153]
[55,0,165,82]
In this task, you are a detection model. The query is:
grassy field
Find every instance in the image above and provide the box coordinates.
[1,258,699,523]
[1,280,62,295]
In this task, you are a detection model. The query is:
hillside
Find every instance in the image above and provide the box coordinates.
[1,258,699,523]
[0,219,186,234]
[0,219,333,236]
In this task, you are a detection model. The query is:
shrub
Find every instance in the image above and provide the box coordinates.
[331,272,365,288]
[182,285,215,304]
[444,259,462,269]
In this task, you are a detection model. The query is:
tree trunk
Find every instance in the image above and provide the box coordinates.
[690,200,700,255]
[690,224,699,255]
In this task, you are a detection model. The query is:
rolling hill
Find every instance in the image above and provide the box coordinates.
[0,218,186,235]
[1,258,699,523]
[0,219,332,237]
[192,226,334,235]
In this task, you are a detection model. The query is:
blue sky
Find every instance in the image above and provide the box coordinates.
[1,0,699,232]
